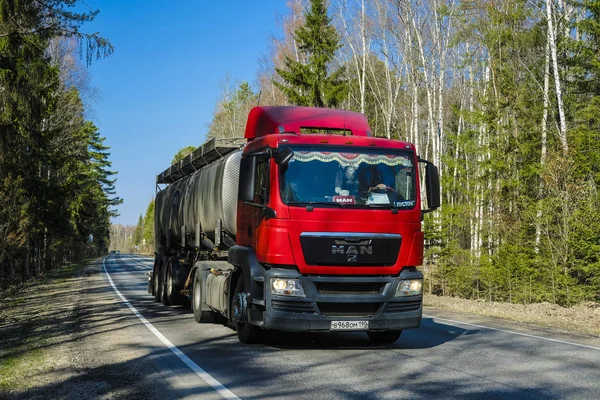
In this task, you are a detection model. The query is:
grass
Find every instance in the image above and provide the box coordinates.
[0,260,91,393]
[424,294,600,336]
[0,346,48,392]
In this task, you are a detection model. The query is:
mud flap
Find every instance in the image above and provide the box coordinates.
[146,271,153,294]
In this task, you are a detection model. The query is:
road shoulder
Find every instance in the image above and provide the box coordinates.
[0,258,177,400]
[424,293,600,338]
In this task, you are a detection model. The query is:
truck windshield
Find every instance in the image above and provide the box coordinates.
[279,146,416,209]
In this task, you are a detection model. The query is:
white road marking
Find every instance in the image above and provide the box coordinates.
[102,257,240,400]
[424,314,600,351]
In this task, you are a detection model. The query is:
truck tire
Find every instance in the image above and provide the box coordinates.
[233,276,262,344]
[165,258,183,306]
[153,261,163,302]
[161,258,171,306]
[151,257,160,297]
[192,271,216,323]
[367,330,402,344]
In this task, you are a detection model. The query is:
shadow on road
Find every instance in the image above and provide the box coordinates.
[259,318,476,350]
[3,256,598,399]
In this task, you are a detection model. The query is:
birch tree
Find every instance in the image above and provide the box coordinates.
[546,0,568,151]
[335,0,370,114]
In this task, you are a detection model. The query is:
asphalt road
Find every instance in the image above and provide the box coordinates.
[104,253,600,400]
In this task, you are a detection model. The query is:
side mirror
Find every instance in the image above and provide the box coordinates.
[425,163,440,210]
[239,156,257,202]
[274,147,294,167]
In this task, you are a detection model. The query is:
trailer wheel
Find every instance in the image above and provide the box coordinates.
[192,271,216,323]
[367,330,402,344]
[161,259,171,306]
[165,258,183,306]
[232,276,262,344]
[151,258,160,297]
[153,260,163,302]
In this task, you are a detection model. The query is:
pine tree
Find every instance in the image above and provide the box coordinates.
[568,0,600,185]
[142,199,155,253]
[275,0,348,108]
[569,1,600,97]
[0,0,114,285]
[133,215,143,250]
[208,79,258,139]
[65,121,120,256]
[564,0,600,300]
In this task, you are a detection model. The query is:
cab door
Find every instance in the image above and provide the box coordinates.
[236,155,270,247]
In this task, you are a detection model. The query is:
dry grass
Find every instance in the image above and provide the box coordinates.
[424,294,600,336]
[0,262,85,394]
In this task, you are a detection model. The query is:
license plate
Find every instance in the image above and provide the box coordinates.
[330,320,369,331]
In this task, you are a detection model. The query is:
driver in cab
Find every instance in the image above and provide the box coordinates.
[334,164,395,205]
[334,165,359,197]
[351,164,398,205]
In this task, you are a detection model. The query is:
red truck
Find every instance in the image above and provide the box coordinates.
[150,106,440,343]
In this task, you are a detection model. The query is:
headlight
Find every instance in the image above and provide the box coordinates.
[395,279,423,297]
[270,278,306,297]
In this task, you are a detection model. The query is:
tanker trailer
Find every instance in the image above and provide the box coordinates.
[151,138,244,308]
[150,106,440,345]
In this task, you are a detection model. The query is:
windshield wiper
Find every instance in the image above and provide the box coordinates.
[288,201,344,208]
[365,203,393,209]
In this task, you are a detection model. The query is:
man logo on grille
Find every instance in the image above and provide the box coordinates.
[332,245,373,257]
[347,254,358,262]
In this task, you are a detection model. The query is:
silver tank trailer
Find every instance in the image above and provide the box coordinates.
[155,150,242,248]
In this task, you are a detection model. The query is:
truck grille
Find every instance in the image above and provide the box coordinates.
[384,299,421,313]
[315,282,384,295]
[300,233,401,266]
[317,302,382,317]
[272,300,315,314]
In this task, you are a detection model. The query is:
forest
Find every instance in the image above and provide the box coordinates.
[3,0,598,307]
[0,1,119,288]
[196,0,600,306]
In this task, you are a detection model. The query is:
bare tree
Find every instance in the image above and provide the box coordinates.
[336,0,370,114]
[208,74,258,139]
[258,0,307,106]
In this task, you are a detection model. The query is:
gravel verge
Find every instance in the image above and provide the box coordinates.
[424,294,600,336]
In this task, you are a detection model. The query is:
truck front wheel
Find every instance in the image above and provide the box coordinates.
[192,271,216,323]
[232,276,262,344]
[367,330,402,344]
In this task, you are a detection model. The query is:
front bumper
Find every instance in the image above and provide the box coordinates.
[253,268,423,332]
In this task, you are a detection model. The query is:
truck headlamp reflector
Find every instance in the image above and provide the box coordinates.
[395,279,423,297]
[270,278,306,297]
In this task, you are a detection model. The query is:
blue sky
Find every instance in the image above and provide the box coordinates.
[84,1,289,226]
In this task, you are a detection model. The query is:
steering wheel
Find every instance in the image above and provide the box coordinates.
[368,183,396,193]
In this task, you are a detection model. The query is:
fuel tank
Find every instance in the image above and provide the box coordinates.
[155,149,242,247]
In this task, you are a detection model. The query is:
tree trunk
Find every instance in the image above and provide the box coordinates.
[536,38,551,253]
[546,0,568,151]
